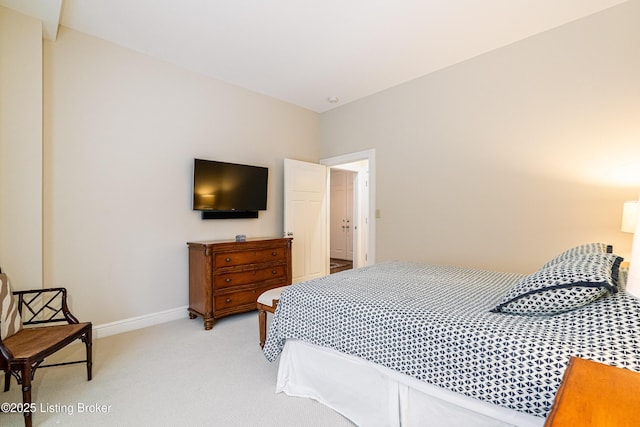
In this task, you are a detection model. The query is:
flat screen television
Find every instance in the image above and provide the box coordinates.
[193,158,268,219]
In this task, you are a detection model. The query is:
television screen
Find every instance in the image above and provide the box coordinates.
[193,159,268,212]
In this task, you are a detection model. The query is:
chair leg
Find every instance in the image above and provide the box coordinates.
[85,328,93,381]
[4,370,10,392]
[258,308,267,348]
[21,365,33,427]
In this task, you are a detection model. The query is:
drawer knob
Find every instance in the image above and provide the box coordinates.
[272,270,277,274]
[225,257,231,262]
[225,298,231,303]
[272,252,277,256]
[225,278,231,283]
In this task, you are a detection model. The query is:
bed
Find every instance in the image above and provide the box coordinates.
[263,244,640,426]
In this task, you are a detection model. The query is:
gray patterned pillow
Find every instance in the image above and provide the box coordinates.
[541,242,609,269]
[492,253,622,316]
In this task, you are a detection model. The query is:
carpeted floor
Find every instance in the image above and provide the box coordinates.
[1,312,354,426]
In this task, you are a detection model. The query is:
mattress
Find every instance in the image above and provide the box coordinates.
[263,261,640,418]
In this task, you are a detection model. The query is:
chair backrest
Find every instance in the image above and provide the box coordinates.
[17,288,75,325]
[0,273,23,340]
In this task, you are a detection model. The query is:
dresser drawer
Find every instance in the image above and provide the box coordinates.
[214,247,286,267]
[214,288,264,311]
[214,265,286,289]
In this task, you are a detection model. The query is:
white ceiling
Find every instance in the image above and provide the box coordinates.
[1,0,628,112]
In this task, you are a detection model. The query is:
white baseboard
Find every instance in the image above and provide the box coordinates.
[93,306,189,339]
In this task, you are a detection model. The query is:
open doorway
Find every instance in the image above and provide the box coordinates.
[321,149,376,271]
[330,168,356,273]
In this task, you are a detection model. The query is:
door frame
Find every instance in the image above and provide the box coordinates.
[321,149,376,267]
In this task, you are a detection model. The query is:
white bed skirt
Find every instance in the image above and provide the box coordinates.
[276,340,545,427]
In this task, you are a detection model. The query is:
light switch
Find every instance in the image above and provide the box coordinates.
[375,209,381,218]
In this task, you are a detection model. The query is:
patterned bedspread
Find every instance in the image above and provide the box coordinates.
[263,262,640,418]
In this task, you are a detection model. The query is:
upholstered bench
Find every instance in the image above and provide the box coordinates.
[257,286,287,348]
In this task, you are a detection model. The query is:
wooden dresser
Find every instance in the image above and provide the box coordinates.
[187,237,292,330]
[545,356,640,426]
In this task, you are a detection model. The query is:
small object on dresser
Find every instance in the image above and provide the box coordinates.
[235,234,246,242]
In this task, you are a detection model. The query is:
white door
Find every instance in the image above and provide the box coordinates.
[284,159,328,283]
[346,172,354,260]
[330,170,348,259]
[330,169,354,261]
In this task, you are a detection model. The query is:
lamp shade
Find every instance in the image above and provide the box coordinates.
[622,201,639,233]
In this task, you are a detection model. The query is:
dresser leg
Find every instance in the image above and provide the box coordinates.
[204,318,215,330]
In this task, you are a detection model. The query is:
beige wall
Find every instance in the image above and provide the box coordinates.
[321,1,640,273]
[0,7,43,289]
[42,28,319,325]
